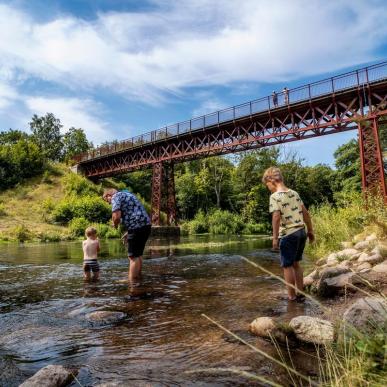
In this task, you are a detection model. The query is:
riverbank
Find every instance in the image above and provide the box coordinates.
[248,226,387,385]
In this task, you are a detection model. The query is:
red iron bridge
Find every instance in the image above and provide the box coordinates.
[74,61,387,225]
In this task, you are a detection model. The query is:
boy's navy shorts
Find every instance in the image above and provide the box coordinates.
[127,225,151,258]
[279,228,307,268]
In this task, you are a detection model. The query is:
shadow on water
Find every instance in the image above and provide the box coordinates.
[0,234,317,386]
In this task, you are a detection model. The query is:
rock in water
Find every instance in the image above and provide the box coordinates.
[342,297,387,336]
[19,365,77,387]
[250,317,276,338]
[86,311,126,324]
[289,316,334,345]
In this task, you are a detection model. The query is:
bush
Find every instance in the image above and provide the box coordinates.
[0,203,6,217]
[62,172,102,197]
[36,231,62,242]
[53,195,111,223]
[208,210,244,234]
[11,224,32,242]
[242,222,268,234]
[188,210,209,234]
[105,227,121,239]
[41,170,52,184]
[69,217,89,237]
[307,192,387,258]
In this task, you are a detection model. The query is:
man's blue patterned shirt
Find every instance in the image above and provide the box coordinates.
[111,191,151,231]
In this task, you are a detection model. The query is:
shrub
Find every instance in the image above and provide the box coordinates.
[105,227,121,239]
[0,203,6,217]
[62,172,102,197]
[52,195,111,223]
[188,210,209,234]
[69,217,89,237]
[242,222,268,234]
[36,231,62,243]
[41,170,52,184]
[307,192,387,258]
[208,210,244,235]
[11,224,32,242]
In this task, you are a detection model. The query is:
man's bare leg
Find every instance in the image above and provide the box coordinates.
[128,256,142,283]
[283,267,296,300]
[83,268,91,281]
[92,271,100,281]
[293,261,304,295]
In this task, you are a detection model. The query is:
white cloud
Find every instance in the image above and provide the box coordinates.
[192,98,228,116]
[24,97,111,144]
[0,0,385,105]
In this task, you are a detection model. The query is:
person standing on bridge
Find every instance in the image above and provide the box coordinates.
[262,167,314,301]
[103,189,151,282]
[283,87,289,105]
[272,91,278,107]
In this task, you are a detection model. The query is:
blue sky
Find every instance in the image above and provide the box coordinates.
[0,0,386,166]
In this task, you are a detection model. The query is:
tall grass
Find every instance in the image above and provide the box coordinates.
[196,257,387,386]
[306,192,387,259]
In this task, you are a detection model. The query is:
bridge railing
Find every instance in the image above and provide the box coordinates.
[74,61,387,162]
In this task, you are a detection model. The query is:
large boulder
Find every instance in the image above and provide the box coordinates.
[86,311,126,324]
[19,365,77,387]
[250,317,276,338]
[336,248,359,259]
[316,267,352,297]
[354,240,372,250]
[372,260,387,273]
[249,317,287,342]
[289,316,334,345]
[358,253,383,265]
[342,297,387,337]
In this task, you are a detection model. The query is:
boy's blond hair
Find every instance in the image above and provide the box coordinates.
[85,227,97,238]
[262,167,283,184]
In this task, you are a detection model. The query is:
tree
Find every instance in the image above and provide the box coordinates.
[201,156,234,208]
[30,113,63,161]
[62,127,92,162]
[0,129,29,145]
[333,139,361,193]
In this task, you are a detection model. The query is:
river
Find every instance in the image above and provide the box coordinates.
[0,235,317,386]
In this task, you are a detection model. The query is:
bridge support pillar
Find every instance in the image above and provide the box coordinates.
[358,117,386,200]
[166,163,177,226]
[151,162,163,225]
[151,162,178,226]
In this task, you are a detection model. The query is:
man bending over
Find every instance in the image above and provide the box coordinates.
[103,188,151,282]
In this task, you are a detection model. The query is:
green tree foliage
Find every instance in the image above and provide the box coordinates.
[62,127,92,162]
[30,113,63,161]
[0,140,45,190]
[333,139,361,193]
[0,129,29,144]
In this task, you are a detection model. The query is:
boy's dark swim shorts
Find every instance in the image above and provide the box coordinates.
[127,225,151,258]
[83,259,100,272]
[279,228,307,268]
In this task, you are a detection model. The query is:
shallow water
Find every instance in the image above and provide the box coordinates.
[0,235,317,386]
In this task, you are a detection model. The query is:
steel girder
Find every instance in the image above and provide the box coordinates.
[358,117,386,198]
[151,162,163,226]
[79,82,387,204]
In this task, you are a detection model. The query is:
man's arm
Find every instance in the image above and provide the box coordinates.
[112,210,122,228]
[272,210,281,250]
[302,204,315,242]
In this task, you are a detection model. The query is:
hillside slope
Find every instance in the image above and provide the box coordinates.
[0,164,71,242]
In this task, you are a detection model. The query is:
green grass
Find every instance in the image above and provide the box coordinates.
[306,192,387,259]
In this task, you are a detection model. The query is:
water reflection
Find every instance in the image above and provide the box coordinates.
[0,235,317,386]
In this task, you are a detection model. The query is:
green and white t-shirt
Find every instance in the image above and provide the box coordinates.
[269,189,305,237]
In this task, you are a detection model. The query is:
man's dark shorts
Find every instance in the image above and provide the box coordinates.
[127,225,151,258]
[279,228,307,268]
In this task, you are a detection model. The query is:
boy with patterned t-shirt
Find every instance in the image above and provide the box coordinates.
[262,167,315,301]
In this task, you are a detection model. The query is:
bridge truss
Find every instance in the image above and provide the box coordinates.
[75,62,387,225]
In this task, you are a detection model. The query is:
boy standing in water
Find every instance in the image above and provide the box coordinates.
[83,227,100,281]
[262,167,315,301]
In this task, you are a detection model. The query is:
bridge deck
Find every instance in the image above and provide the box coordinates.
[75,61,387,167]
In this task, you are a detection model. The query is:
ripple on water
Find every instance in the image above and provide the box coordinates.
[0,237,315,385]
